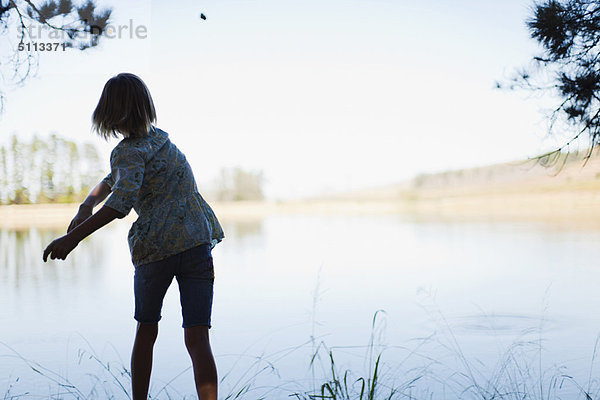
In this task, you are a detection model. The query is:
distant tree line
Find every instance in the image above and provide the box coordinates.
[0,134,266,204]
[0,133,104,204]
[212,167,265,201]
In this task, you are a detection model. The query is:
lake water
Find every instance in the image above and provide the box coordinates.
[2,213,600,399]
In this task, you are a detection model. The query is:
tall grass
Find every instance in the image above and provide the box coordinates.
[2,309,600,399]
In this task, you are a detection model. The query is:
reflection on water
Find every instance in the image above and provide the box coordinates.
[0,218,263,290]
[2,214,600,398]
[222,218,264,239]
[0,228,106,289]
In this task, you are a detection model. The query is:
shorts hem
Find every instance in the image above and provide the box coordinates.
[135,316,162,324]
[182,322,212,329]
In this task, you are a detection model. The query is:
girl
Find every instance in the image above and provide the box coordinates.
[43,72,224,400]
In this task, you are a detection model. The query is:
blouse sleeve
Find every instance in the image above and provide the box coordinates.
[102,172,114,189]
[103,145,145,218]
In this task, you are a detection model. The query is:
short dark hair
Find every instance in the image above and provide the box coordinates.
[92,73,157,139]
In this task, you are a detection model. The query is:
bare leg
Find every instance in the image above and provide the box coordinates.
[131,322,158,400]
[184,325,218,399]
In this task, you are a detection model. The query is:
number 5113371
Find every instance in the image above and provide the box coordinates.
[18,42,66,51]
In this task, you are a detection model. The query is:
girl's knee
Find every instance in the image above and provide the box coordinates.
[136,322,159,341]
[184,325,210,349]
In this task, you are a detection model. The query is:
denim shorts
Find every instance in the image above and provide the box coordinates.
[133,244,214,328]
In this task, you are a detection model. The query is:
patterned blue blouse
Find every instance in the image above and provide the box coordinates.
[102,126,224,266]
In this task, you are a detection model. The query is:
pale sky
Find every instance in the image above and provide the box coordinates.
[0,0,583,199]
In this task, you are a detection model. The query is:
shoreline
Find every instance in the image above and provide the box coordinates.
[5,152,600,230]
[2,191,600,230]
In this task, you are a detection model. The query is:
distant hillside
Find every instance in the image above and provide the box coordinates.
[321,150,600,201]
[409,151,600,195]
[311,150,600,223]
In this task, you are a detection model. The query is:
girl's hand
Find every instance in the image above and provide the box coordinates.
[43,234,80,262]
[67,205,93,233]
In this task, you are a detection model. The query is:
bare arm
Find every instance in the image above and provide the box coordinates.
[46,147,143,261]
[83,180,112,208]
[68,181,112,233]
[69,205,123,242]
[44,205,124,262]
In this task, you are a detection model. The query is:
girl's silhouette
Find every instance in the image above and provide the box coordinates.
[43,72,224,400]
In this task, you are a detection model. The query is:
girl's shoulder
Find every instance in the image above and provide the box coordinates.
[110,126,170,163]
